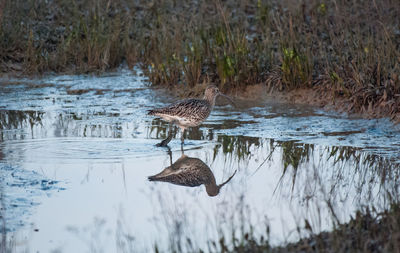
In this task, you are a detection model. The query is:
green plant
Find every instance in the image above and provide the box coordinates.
[281,47,312,89]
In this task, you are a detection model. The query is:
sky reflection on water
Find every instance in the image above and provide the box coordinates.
[0,70,400,252]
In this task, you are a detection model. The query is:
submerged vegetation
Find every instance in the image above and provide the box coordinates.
[0,0,400,120]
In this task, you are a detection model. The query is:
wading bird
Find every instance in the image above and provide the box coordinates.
[148,85,234,146]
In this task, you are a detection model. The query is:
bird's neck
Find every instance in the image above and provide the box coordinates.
[203,94,217,108]
[205,178,219,196]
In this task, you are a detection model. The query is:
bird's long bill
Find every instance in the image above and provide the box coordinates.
[217,169,237,190]
[218,93,237,108]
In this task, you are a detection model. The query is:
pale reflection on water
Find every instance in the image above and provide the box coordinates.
[0,70,400,252]
[148,149,237,197]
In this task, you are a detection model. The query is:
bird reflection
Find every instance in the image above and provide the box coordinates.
[148,151,236,197]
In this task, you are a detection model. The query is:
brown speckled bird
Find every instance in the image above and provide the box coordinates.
[148,85,234,146]
[148,154,236,197]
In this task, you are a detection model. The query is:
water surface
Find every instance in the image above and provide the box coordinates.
[1,69,400,252]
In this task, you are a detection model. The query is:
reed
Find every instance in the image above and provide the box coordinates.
[0,0,399,119]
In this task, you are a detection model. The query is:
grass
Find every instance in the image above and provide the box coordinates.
[1,0,399,121]
[215,204,400,253]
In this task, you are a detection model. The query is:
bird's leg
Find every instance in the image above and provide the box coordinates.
[180,142,184,155]
[167,146,173,165]
[156,123,174,147]
[180,127,185,145]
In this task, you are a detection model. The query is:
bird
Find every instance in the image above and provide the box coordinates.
[148,154,236,197]
[148,85,234,146]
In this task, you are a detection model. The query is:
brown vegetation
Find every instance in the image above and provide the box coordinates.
[0,0,399,121]
[226,205,400,253]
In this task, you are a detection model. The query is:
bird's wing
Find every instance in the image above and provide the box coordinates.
[149,99,208,118]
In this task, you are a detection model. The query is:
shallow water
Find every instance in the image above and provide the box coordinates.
[1,69,400,252]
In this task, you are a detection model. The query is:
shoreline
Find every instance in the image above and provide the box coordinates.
[2,68,399,123]
[156,82,400,123]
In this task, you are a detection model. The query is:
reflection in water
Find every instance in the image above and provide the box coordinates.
[258,139,400,207]
[216,135,261,161]
[149,118,263,162]
[267,140,400,235]
[2,71,400,252]
[148,151,236,196]
[0,110,134,141]
[0,110,43,131]
[147,139,400,252]
[148,118,208,144]
[0,110,44,141]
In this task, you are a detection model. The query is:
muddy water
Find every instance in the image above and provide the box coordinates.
[1,69,400,252]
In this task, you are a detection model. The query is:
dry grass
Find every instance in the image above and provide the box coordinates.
[270,205,400,253]
[217,204,400,253]
[0,0,400,119]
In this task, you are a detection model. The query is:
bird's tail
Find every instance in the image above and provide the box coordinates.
[148,174,169,182]
[148,175,158,181]
[148,167,174,182]
[147,109,157,115]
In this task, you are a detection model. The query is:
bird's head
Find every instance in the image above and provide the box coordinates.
[203,85,236,107]
[204,85,220,99]
[205,169,237,197]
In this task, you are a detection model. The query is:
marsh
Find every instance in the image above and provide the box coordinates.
[1,70,400,252]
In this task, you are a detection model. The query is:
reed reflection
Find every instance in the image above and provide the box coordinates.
[0,110,43,130]
[148,150,236,196]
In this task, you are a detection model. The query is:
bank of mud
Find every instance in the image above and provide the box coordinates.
[158,82,400,124]
[242,84,400,123]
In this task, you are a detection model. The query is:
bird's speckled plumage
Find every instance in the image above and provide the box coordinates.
[148,98,212,128]
[148,154,236,196]
[148,85,234,146]
[148,85,220,128]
